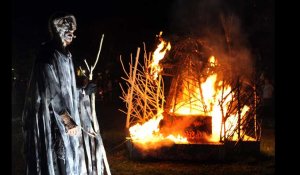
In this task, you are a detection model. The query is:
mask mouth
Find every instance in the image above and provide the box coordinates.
[64,30,76,41]
[61,30,76,46]
[66,33,73,39]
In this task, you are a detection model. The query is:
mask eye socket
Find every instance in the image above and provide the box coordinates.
[54,16,77,31]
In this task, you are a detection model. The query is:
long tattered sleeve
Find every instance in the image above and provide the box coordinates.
[37,55,77,132]
[23,42,105,175]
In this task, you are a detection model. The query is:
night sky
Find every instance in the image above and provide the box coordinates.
[12,0,274,81]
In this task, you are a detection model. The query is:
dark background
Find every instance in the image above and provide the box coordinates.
[12,0,174,79]
[12,0,274,82]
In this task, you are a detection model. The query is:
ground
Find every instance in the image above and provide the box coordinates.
[12,99,275,175]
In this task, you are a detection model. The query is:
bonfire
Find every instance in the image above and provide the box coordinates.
[119,31,261,156]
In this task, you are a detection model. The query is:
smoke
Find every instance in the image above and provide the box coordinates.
[169,0,254,81]
[169,0,224,35]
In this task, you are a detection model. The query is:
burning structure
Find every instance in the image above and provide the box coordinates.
[119,32,261,161]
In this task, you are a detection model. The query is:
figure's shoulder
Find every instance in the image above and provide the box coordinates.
[36,41,56,64]
[40,41,56,54]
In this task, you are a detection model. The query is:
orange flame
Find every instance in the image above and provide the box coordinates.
[130,45,254,149]
[129,111,188,147]
[149,33,171,80]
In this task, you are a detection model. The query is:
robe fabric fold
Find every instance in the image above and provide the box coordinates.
[22,41,104,175]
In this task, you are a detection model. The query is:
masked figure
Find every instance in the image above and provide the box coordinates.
[22,12,104,175]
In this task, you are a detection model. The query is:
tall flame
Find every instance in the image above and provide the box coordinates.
[149,32,171,80]
[129,39,254,149]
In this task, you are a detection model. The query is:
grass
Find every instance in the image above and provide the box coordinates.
[103,124,275,175]
[12,101,275,175]
[106,146,274,175]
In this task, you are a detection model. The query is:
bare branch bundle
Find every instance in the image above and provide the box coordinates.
[83,34,111,175]
[119,43,165,129]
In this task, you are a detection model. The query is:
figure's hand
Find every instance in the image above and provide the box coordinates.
[60,110,78,135]
[67,126,79,136]
[84,82,97,95]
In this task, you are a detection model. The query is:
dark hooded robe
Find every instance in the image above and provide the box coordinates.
[22,35,104,175]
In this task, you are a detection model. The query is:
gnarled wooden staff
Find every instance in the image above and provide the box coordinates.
[84,34,111,175]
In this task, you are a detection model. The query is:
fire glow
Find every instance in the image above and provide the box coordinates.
[127,37,255,150]
[148,32,171,80]
[129,111,188,146]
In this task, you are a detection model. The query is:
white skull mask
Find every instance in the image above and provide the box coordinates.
[53,15,77,46]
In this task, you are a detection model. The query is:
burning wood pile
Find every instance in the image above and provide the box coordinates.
[119,32,261,160]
